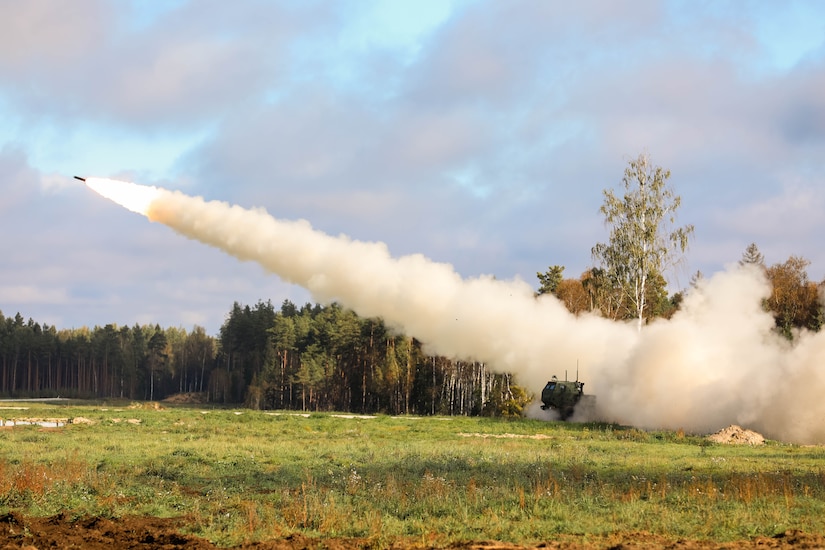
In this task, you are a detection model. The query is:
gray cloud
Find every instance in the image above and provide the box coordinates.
[0,1,109,70]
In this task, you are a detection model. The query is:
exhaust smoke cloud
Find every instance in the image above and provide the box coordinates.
[85,177,825,443]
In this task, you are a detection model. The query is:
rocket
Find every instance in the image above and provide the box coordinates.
[74,176,86,182]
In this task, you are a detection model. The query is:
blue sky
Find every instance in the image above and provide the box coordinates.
[1,0,824,334]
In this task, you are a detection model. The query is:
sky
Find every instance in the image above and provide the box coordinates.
[2,0,825,336]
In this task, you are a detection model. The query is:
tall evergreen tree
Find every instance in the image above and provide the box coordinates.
[536,265,565,296]
[740,242,765,267]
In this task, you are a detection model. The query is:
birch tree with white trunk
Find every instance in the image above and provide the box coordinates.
[591,153,694,331]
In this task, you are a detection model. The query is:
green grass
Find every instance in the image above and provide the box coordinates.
[1,401,824,546]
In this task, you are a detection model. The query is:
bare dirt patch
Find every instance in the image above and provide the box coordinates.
[2,513,823,549]
[0,513,363,550]
[457,432,552,440]
[707,425,765,445]
[130,401,166,410]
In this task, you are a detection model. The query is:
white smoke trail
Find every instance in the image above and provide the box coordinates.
[86,178,825,443]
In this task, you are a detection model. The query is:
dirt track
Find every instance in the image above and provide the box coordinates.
[2,512,824,549]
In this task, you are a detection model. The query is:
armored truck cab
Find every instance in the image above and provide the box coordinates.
[540,376,585,420]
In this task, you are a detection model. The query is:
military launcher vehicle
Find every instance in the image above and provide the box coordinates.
[540,375,593,420]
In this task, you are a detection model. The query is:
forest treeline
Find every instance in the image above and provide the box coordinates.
[1,244,821,411]
[0,300,528,416]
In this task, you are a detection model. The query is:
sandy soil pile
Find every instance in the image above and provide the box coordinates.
[707,425,765,445]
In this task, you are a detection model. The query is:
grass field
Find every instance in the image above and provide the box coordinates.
[1,401,824,547]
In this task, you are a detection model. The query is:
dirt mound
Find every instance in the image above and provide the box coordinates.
[163,392,208,404]
[707,425,765,445]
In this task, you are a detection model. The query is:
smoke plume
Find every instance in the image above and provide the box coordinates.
[86,178,825,443]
